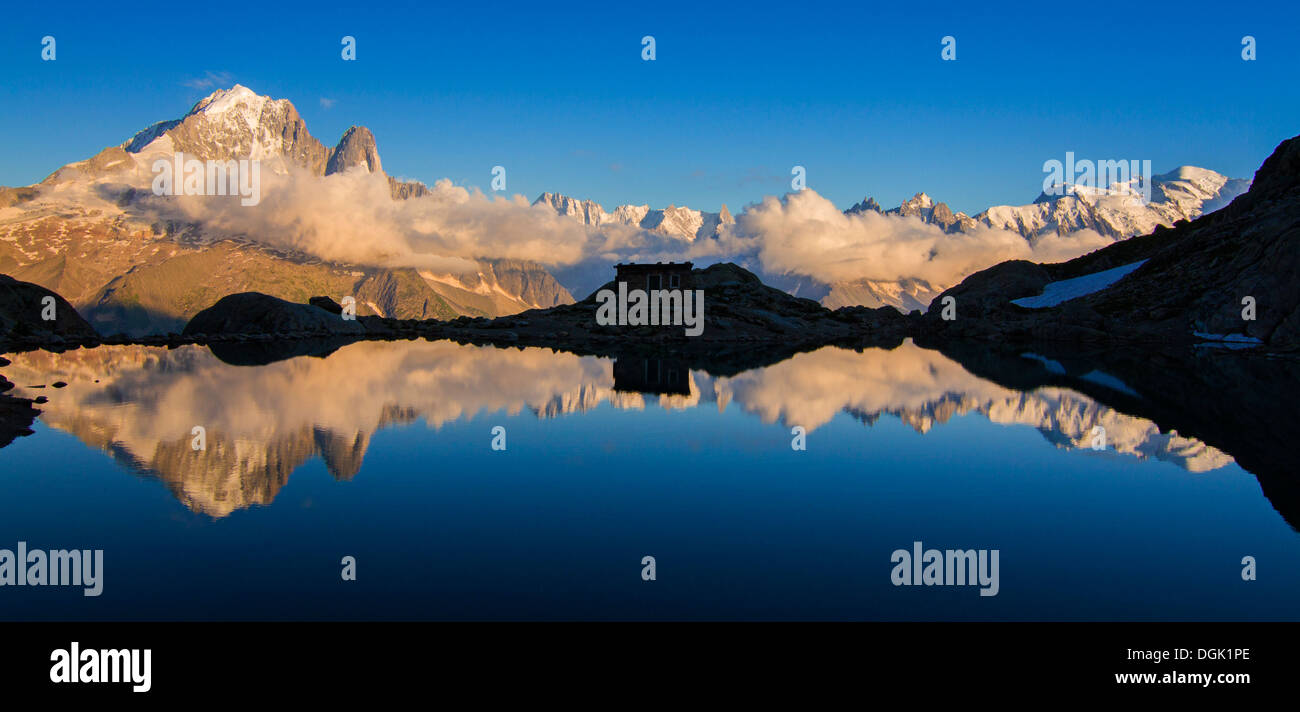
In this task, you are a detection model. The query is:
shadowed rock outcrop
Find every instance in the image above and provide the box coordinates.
[183,292,366,338]
[0,274,98,342]
[309,296,344,314]
[422,262,915,364]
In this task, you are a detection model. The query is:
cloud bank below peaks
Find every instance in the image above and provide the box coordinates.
[162,166,617,272]
[724,189,1113,287]
[158,168,1113,290]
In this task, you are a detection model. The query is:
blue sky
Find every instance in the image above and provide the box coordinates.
[2,0,1296,215]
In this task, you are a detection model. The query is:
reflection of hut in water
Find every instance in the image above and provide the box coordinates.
[613,357,690,396]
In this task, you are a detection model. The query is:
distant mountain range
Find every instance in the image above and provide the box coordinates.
[532,192,735,242]
[0,84,1255,329]
[539,167,1249,312]
[847,167,1249,241]
[834,169,1248,310]
[0,85,572,335]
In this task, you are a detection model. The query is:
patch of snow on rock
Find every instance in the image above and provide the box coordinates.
[1011,260,1147,309]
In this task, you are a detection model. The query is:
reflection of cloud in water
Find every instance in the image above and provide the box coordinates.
[711,342,1232,472]
[4,339,1231,517]
[6,342,623,516]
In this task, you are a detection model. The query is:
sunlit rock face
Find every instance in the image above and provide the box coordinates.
[2,339,1230,517]
[0,85,574,336]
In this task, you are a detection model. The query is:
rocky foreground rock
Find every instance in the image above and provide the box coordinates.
[183,292,367,338]
[0,275,98,342]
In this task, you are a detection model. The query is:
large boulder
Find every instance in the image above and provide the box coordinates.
[946,260,1048,311]
[309,296,345,314]
[0,274,98,341]
[183,292,367,336]
[920,260,1049,330]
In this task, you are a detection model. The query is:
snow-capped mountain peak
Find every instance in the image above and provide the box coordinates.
[533,193,732,241]
[898,192,934,213]
[123,84,331,172]
[534,192,608,225]
[187,84,268,120]
[985,165,1249,242]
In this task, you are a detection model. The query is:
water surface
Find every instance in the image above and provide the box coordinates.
[1,339,1296,620]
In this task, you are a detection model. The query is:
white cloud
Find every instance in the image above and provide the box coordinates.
[724,189,1112,287]
[160,165,614,271]
[139,161,1112,299]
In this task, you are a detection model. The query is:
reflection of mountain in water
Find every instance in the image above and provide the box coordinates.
[0,339,1252,518]
[3,343,616,516]
[704,343,1232,472]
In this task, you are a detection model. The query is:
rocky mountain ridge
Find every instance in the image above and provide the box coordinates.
[533,191,735,241]
[0,85,572,335]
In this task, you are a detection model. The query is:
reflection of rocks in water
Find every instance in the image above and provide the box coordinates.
[207,336,353,367]
[0,372,41,449]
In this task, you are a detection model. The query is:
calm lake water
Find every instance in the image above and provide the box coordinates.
[1,339,1296,620]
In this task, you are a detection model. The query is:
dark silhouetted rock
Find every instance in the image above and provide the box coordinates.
[309,296,344,315]
[929,261,1049,317]
[0,274,98,342]
[183,293,366,337]
[429,262,914,368]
